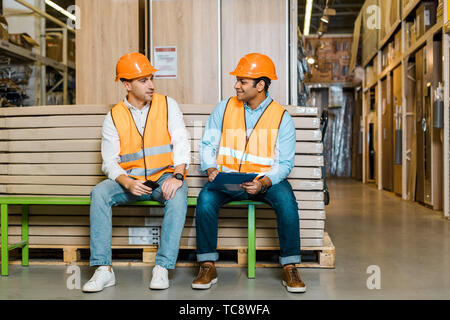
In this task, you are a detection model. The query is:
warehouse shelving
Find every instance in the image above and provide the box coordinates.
[378,55,402,80]
[361,0,426,68]
[402,0,422,20]
[403,21,444,57]
[443,23,450,219]
[0,39,73,72]
[362,51,378,69]
[378,20,402,51]
[363,77,378,92]
[358,0,449,217]
[0,0,75,106]
[365,21,443,86]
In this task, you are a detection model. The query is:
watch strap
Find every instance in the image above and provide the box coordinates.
[259,177,269,194]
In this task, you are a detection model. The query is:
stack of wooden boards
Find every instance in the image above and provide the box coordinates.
[0,104,327,250]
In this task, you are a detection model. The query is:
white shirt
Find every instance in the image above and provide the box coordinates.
[101,96,190,181]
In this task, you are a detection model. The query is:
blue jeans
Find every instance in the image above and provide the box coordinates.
[89,173,188,269]
[195,179,301,266]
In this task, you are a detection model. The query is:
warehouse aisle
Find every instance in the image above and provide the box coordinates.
[1,179,450,300]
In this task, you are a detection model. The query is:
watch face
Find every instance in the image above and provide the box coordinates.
[174,173,184,181]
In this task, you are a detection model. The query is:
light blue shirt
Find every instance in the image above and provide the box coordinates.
[200,95,296,185]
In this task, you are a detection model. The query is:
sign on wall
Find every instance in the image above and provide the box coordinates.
[154,46,177,79]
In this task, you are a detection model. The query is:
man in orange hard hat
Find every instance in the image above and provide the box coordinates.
[192,53,306,293]
[82,52,190,293]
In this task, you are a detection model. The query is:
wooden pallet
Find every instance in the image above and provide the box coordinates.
[5,232,335,269]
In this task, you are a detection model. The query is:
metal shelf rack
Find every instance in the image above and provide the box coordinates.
[0,0,75,106]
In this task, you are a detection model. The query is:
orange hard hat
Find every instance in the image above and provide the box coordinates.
[115,52,158,82]
[230,53,278,80]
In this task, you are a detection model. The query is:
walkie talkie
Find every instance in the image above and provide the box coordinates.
[143,180,160,189]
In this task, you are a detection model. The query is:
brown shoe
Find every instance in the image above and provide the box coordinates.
[282,264,306,293]
[192,262,218,290]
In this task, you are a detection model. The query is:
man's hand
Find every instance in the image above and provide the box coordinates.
[127,179,153,196]
[241,180,263,195]
[206,168,219,182]
[161,176,183,200]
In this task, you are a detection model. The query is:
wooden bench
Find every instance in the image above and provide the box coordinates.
[0,104,329,277]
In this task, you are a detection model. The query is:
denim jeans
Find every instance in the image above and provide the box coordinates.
[195,179,301,265]
[89,173,188,269]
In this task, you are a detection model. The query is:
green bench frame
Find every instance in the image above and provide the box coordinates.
[0,197,264,278]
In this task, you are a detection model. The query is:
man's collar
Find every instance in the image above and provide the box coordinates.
[244,94,272,112]
[124,97,150,111]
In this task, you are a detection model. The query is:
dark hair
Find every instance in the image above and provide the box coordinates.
[253,77,271,92]
[120,78,129,83]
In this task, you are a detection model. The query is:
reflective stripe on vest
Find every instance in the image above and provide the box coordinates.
[126,165,174,178]
[216,97,285,173]
[111,93,175,181]
[120,145,173,163]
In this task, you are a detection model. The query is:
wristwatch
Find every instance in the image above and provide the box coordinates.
[173,173,184,181]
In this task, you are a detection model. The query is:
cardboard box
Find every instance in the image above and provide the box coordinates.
[46,34,62,62]
[46,34,75,62]
[0,15,8,42]
[9,33,39,50]
[380,0,400,41]
[416,1,437,39]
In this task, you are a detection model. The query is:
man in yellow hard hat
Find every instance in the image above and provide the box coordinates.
[191,53,306,293]
[82,52,190,292]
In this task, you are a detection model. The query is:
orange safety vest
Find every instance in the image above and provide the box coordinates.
[216,97,286,173]
[111,93,175,181]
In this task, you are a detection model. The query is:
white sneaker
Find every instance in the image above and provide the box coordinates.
[149,265,169,290]
[82,266,116,293]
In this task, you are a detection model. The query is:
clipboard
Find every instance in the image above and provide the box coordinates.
[208,172,258,191]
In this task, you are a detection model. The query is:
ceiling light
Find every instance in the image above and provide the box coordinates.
[303,0,314,36]
[45,0,76,21]
[307,57,316,65]
[320,15,329,24]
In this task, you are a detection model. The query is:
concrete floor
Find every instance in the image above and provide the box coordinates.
[1,179,450,300]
